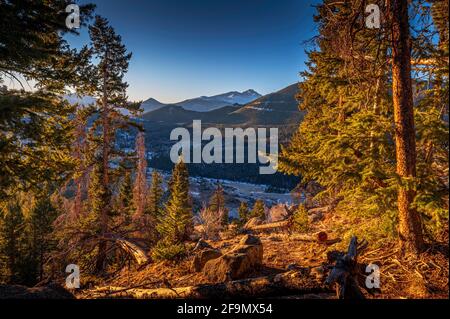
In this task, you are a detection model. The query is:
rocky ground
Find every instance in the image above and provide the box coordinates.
[77,222,448,299]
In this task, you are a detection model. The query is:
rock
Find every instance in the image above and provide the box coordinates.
[243,217,265,229]
[310,266,326,281]
[191,249,222,272]
[0,283,75,299]
[203,235,263,283]
[307,206,331,223]
[308,211,324,223]
[267,204,290,222]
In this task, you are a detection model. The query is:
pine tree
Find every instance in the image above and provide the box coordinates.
[0,199,26,284]
[147,171,164,220]
[118,169,135,220]
[279,0,448,246]
[27,195,59,283]
[83,16,140,272]
[208,184,229,226]
[251,200,266,220]
[153,160,192,260]
[292,204,309,234]
[237,201,250,226]
[390,0,424,253]
[0,0,95,200]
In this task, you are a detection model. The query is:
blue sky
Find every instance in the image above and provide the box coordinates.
[66,0,319,103]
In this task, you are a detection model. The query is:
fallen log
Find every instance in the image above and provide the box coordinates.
[101,234,149,265]
[85,271,331,299]
[247,220,290,232]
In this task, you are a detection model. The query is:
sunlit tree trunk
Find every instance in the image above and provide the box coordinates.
[390,0,424,253]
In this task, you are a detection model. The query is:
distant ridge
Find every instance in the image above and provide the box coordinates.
[142,83,302,126]
[142,89,262,113]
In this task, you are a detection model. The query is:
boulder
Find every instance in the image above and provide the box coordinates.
[191,248,222,272]
[203,235,263,283]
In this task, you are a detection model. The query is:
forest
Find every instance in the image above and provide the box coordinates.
[0,0,448,300]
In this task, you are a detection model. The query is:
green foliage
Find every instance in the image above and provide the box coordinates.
[250,200,266,220]
[0,192,58,285]
[279,0,448,238]
[208,184,229,225]
[27,195,59,282]
[292,205,309,233]
[155,160,193,260]
[147,171,164,219]
[151,240,186,262]
[0,199,26,284]
[117,170,135,219]
[237,201,250,226]
[0,1,95,200]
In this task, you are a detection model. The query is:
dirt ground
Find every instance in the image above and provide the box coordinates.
[74,204,449,300]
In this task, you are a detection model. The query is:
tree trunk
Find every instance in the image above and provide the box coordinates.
[390,0,424,253]
[85,271,330,299]
[96,55,110,273]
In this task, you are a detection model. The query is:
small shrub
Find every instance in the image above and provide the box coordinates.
[151,240,186,261]
[199,207,224,241]
[292,204,309,233]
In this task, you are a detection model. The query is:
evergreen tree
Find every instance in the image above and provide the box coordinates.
[83,16,140,272]
[27,195,59,283]
[251,200,266,220]
[153,160,192,260]
[292,204,309,234]
[147,171,164,220]
[0,0,94,199]
[208,184,229,226]
[0,199,26,284]
[237,201,250,226]
[279,0,448,247]
[118,170,135,219]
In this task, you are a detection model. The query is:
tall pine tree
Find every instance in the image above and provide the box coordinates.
[83,16,140,272]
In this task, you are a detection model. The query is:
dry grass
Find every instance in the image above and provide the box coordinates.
[77,211,448,299]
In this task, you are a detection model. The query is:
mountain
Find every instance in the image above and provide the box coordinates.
[230,83,301,125]
[142,83,302,126]
[140,98,166,113]
[172,89,261,112]
[142,104,241,125]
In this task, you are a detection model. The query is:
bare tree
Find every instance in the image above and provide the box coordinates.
[199,207,225,241]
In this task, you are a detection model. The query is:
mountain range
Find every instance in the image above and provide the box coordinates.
[142,83,301,126]
[64,83,302,126]
[141,89,262,113]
